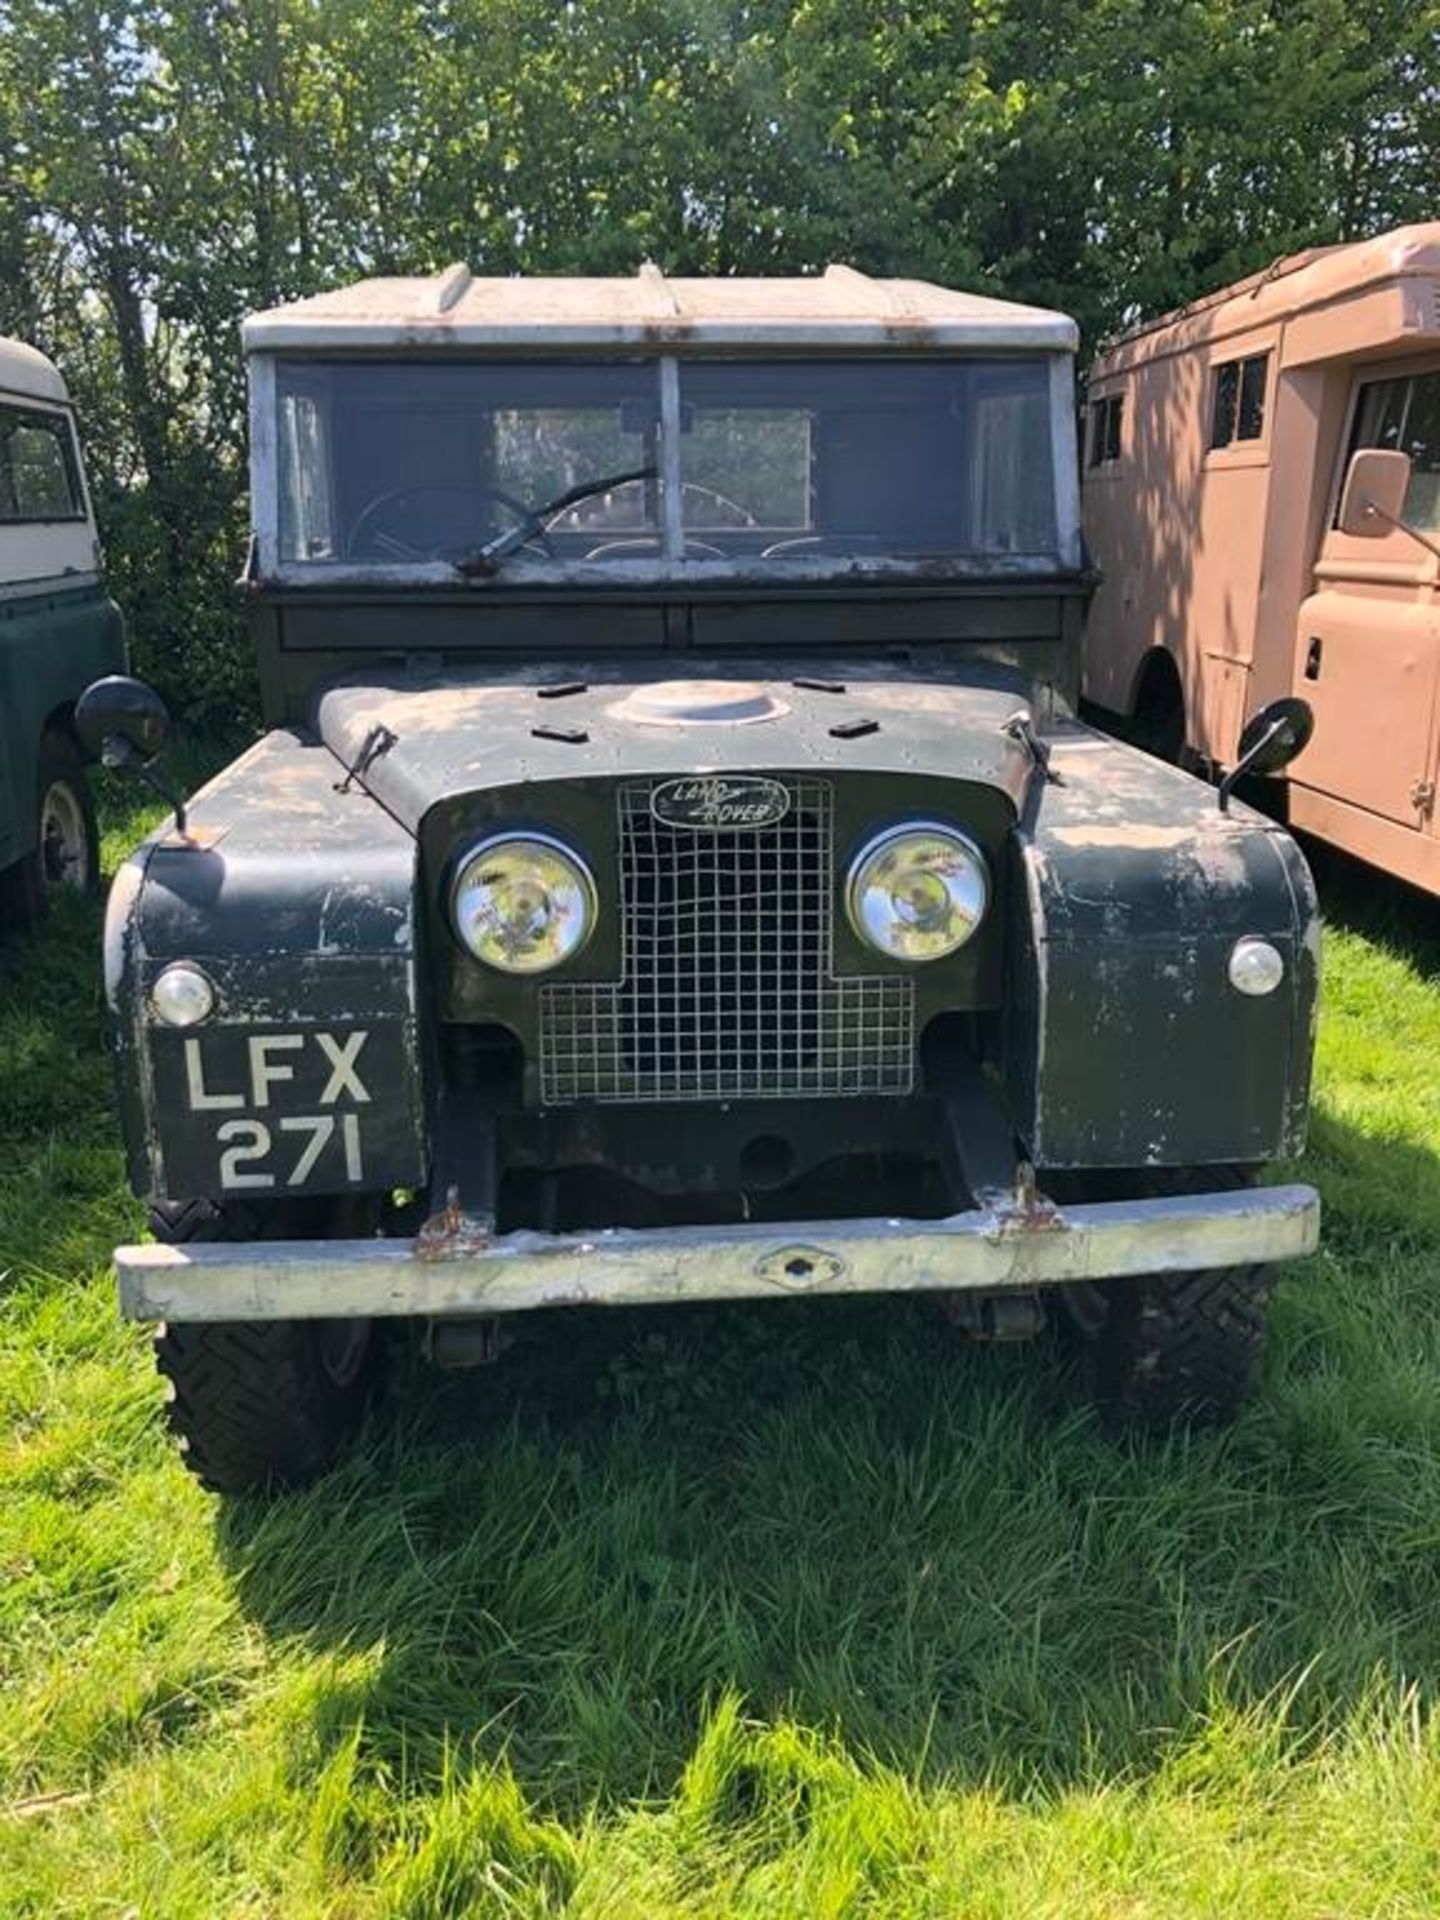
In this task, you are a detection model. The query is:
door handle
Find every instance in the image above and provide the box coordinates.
[1304,636,1323,681]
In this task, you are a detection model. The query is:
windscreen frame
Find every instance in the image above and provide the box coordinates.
[250,349,1082,584]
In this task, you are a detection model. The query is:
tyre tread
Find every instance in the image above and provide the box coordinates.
[1089,1262,1272,1426]
[148,1203,374,1494]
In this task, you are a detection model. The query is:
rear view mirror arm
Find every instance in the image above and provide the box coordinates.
[103,733,189,835]
[1218,718,1286,814]
[1351,493,1440,564]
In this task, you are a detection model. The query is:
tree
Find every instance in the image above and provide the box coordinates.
[2,0,1436,719]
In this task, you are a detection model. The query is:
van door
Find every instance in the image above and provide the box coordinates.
[1293,365,1440,830]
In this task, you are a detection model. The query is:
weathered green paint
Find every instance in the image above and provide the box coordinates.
[101,294,1318,1245]
[0,579,124,870]
[105,729,425,1203]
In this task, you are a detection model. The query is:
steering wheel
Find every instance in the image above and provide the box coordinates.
[552,475,759,555]
[759,533,883,558]
[348,482,555,563]
[673,481,759,528]
[582,536,726,560]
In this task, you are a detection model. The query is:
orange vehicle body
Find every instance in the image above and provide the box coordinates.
[1082,223,1440,893]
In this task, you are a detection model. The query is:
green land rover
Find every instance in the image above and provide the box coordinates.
[0,337,125,924]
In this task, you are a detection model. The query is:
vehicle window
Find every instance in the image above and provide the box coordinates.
[275,355,1060,568]
[279,389,335,559]
[1209,353,1268,449]
[1087,394,1123,467]
[677,359,1058,558]
[1347,371,1440,532]
[0,404,84,522]
[679,409,812,531]
[276,361,659,565]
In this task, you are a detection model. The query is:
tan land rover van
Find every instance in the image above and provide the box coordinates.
[1082,223,1440,893]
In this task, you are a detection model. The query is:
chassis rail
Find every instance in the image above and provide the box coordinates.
[117,1182,1319,1322]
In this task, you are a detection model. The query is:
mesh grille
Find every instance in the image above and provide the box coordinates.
[540,779,914,1103]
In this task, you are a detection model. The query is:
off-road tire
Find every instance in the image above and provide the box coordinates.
[0,731,98,925]
[155,1319,375,1494]
[1066,1166,1274,1427]
[1081,1260,1272,1427]
[150,1202,377,1494]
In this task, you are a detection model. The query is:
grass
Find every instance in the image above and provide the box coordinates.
[2,787,1440,1915]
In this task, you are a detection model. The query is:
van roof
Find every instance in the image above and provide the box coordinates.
[1096,222,1440,369]
[0,337,69,406]
[241,262,1079,354]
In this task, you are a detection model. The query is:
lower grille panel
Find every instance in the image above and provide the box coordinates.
[541,780,914,1104]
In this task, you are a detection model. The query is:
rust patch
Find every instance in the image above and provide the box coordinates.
[416,1185,493,1260]
[158,823,229,852]
[990,1162,1067,1235]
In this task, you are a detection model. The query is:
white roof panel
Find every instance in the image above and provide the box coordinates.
[242,262,1078,354]
[0,337,69,405]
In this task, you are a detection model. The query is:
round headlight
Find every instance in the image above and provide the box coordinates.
[151,961,216,1027]
[451,833,596,974]
[1228,936,1285,997]
[846,822,989,962]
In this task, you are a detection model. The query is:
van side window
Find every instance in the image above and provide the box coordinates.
[1346,371,1440,532]
[0,405,84,523]
[1209,353,1268,449]
[1088,393,1123,467]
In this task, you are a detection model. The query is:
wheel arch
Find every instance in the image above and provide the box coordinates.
[1123,647,1188,764]
[1127,645,1185,723]
[39,697,86,759]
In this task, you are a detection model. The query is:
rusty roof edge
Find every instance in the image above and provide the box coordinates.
[240,266,1079,354]
[242,316,1078,353]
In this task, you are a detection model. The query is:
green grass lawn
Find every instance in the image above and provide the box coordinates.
[3,796,1439,1916]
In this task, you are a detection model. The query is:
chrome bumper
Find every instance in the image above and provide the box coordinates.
[116,1182,1319,1322]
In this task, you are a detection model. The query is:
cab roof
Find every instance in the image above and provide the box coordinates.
[241,262,1079,355]
[0,337,69,405]
[1097,221,1440,367]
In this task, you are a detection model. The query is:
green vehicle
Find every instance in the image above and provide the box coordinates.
[0,337,125,923]
[83,267,1321,1493]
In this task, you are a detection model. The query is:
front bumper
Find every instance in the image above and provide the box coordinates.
[116,1182,1319,1322]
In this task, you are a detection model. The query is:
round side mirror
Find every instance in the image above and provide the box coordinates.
[75,675,172,769]
[1236,695,1314,776]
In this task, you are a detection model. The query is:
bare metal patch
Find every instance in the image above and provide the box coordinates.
[1049,824,1197,850]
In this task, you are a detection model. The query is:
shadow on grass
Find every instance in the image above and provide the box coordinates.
[7,801,1440,1820]
[210,865,1440,1818]
[1300,836,1440,976]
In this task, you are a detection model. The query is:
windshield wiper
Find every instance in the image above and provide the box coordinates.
[454,466,658,579]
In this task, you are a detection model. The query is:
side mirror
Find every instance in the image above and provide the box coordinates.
[76,675,172,769]
[1219,696,1314,813]
[76,675,190,834]
[1337,448,1412,538]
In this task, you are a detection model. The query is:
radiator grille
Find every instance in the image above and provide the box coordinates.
[540,779,914,1103]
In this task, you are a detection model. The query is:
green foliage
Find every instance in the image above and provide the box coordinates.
[2,2,1438,717]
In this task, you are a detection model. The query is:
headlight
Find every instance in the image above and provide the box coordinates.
[451,833,596,974]
[150,961,216,1027]
[846,822,989,961]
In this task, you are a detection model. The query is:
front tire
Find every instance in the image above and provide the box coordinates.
[1081,1261,1272,1426]
[1066,1167,1273,1426]
[155,1318,376,1494]
[150,1201,378,1494]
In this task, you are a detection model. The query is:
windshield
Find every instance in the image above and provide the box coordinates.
[274,356,1061,574]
